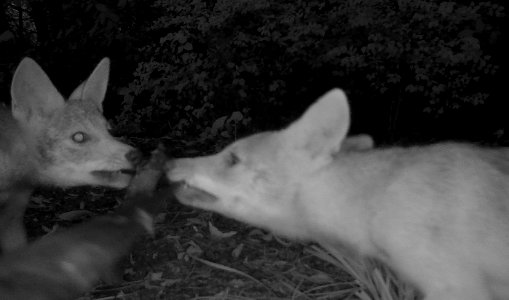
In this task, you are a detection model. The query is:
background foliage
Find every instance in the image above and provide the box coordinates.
[0,0,506,145]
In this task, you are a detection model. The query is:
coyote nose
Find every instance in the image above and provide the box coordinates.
[126,149,143,166]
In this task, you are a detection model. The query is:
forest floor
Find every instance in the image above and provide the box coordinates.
[25,186,357,300]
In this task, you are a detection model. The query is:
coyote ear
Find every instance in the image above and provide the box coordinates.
[341,134,374,152]
[10,57,66,123]
[283,88,350,161]
[69,58,110,111]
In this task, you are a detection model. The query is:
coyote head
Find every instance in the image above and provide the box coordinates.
[166,89,354,237]
[10,58,139,188]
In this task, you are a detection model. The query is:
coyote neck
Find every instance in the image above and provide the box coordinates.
[0,111,42,189]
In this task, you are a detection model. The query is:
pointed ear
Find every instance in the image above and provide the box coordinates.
[10,57,66,123]
[283,88,350,162]
[341,134,374,152]
[69,58,110,111]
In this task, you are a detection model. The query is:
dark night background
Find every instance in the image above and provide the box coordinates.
[0,0,506,148]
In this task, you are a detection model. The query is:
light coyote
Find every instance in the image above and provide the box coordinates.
[167,89,509,300]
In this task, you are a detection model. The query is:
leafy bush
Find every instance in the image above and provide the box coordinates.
[117,0,503,141]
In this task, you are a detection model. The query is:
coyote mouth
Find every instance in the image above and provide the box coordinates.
[174,182,218,203]
[92,169,136,180]
[120,169,136,176]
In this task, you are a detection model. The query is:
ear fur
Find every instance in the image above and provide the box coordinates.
[69,58,110,111]
[341,134,374,152]
[283,88,351,162]
[10,57,66,123]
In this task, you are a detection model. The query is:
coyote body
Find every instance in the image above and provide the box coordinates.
[0,58,138,252]
[167,89,509,300]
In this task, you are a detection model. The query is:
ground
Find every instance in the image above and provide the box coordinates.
[25,186,357,300]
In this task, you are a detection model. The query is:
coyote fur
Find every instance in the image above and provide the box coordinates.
[0,58,139,252]
[167,89,509,300]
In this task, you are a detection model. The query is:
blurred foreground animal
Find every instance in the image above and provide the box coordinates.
[0,149,168,300]
[167,89,509,300]
[0,58,139,252]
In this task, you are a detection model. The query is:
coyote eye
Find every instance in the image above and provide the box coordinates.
[226,152,240,167]
[71,132,87,143]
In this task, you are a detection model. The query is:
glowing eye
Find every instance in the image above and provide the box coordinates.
[226,152,240,167]
[72,132,87,143]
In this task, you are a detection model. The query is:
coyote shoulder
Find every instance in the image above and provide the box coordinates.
[167,89,509,300]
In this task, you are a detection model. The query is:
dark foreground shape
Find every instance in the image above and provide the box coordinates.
[0,148,169,300]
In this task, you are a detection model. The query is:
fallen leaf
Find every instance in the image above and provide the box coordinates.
[58,210,93,221]
[232,243,244,258]
[209,222,237,239]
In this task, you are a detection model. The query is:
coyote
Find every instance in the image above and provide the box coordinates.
[0,58,139,252]
[167,89,509,300]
